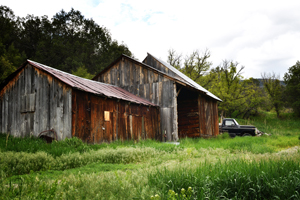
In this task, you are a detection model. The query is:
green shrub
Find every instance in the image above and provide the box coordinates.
[0,147,160,176]
[0,134,92,157]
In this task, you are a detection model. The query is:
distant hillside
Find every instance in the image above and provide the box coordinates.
[253,78,286,88]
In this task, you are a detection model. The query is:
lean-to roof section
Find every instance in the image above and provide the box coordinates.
[145,53,222,102]
[13,60,158,106]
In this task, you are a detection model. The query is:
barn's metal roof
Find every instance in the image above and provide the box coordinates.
[147,53,222,102]
[27,60,158,106]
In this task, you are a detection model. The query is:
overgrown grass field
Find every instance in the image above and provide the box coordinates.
[0,112,299,199]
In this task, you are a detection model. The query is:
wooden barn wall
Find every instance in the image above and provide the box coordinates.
[177,88,219,138]
[144,54,220,137]
[72,90,161,143]
[95,58,177,141]
[0,64,72,140]
[198,95,219,137]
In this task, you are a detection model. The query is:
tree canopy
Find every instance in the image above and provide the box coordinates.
[284,61,300,116]
[167,49,214,88]
[261,73,284,118]
[0,5,132,81]
[167,49,268,118]
[209,61,262,118]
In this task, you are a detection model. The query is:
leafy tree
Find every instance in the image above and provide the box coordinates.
[0,6,133,80]
[167,49,181,69]
[0,6,25,82]
[284,61,300,116]
[30,8,132,74]
[0,5,18,49]
[72,66,94,79]
[167,49,214,88]
[0,52,16,82]
[209,60,258,118]
[0,42,26,82]
[167,49,265,118]
[261,72,284,118]
[17,14,51,59]
[181,49,212,87]
[238,78,266,118]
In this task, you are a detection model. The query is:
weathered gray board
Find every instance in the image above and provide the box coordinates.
[95,58,178,141]
[0,64,72,140]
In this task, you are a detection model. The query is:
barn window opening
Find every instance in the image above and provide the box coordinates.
[104,111,110,121]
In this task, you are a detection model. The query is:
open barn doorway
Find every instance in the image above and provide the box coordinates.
[176,86,201,138]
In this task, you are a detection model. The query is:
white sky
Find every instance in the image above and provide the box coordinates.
[2,0,300,79]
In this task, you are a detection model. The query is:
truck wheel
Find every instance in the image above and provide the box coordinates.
[243,133,251,137]
[229,133,236,138]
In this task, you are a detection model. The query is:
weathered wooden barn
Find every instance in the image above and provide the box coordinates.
[93,53,222,141]
[0,60,161,143]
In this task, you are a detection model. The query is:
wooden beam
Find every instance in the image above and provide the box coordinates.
[176,86,183,97]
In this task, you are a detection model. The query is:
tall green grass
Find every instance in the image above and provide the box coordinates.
[1,155,300,200]
[1,128,299,178]
[179,134,299,154]
[148,157,300,199]
[0,134,91,157]
[2,133,298,157]
[0,147,160,176]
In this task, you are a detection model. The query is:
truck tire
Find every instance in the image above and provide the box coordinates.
[229,133,236,138]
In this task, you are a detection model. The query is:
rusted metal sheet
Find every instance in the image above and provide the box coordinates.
[72,90,161,143]
[27,60,156,107]
[143,53,222,102]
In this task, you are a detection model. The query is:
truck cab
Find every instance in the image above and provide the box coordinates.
[219,118,258,137]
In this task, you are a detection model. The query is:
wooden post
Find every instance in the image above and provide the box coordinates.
[173,83,178,141]
[198,95,202,136]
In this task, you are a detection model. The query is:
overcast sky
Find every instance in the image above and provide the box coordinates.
[2,0,300,79]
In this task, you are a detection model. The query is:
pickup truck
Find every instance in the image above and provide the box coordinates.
[219,118,258,137]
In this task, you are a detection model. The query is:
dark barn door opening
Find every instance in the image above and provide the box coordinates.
[177,87,200,138]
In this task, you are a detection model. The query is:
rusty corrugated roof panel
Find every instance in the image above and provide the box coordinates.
[146,53,222,102]
[27,60,157,106]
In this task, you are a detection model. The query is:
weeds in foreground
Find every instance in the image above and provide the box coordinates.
[0,135,90,157]
[179,134,299,153]
[148,157,300,199]
[1,155,300,200]
[151,187,194,200]
[0,147,159,176]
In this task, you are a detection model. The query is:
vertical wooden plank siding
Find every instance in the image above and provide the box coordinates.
[214,101,219,136]
[173,83,178,141]
[0,64,72,139]
[95,58,176,141]
[71,90,161,143]
[95,55,219,140]
[198,95,219,137]
[177,87,219,138]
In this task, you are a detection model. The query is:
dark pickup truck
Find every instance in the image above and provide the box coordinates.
[219,118,258,137]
